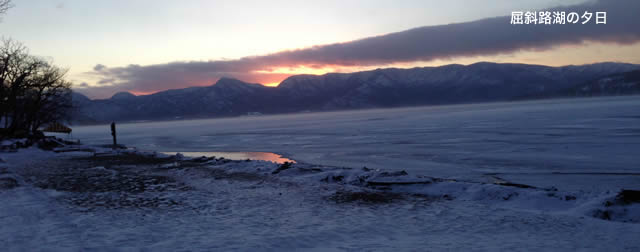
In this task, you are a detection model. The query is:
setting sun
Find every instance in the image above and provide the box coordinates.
[254,65,338,76]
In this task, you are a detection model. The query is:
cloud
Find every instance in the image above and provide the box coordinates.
[93,64,107,71]
[97,78,115,84]
[80,0,640,98]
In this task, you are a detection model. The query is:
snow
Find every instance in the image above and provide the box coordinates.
[2,96,640,250]
[1,138,28,148]
[1,145,640,250]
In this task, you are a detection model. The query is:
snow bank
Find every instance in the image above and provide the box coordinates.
[2,142,640,250]
[4,142,638,223]
[167,152,639,223]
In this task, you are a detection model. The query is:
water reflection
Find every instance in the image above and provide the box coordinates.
[162,151,295,164]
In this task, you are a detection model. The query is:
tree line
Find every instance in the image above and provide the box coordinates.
[1,0,73,138]
[1,39,72,137]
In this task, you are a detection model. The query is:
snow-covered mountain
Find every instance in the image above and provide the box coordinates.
[557,70,640,97]
[72,62,640,124]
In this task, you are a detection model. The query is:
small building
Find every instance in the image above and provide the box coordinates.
[42,122,72,134]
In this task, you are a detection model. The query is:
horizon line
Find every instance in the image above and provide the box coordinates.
[76,60,639,99]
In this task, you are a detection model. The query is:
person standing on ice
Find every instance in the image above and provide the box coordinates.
[111,122,117,148]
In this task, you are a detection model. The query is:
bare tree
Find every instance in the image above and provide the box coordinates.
[24,63,73,132]
[1,39,72,137]
[0,0,12,20]
[0,39,30,129]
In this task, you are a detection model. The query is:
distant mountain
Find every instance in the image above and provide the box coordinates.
[558,70,640,96]
[110,91,137,100]
[72,62,640,124]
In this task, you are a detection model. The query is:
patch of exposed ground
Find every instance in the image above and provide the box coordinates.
[13,152,193,211]
[327,190,405,204]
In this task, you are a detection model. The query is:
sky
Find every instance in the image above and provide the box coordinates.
[1,0,639,98]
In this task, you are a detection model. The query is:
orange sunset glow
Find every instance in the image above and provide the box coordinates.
[3,0,640,249]
[9,0,633,99]
[117,39,640,97]
[246,41,640,90]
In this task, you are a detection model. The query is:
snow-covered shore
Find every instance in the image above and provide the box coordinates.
[1,140,639,250]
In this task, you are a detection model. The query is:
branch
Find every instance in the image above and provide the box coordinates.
[0,0,12,19]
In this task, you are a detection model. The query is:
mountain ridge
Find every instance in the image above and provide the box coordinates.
[72,62,640,124]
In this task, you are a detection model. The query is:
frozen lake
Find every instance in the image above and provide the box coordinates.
[72,96,640,192]
[6,96,639,250]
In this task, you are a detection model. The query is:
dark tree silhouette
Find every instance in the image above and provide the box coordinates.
[0,0,11,20]
[1,39,72,137]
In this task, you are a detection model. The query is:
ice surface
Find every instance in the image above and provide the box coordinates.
[5,96,638,250]
[72,96,640,192]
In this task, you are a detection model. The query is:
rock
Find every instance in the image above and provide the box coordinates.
[37,137,64,150]
[0,177,19,190]
[378,170,408,177]
[321,175,345,183]
[192,156,216,163]
[494,181,537,189]
[593,189,640,223]
[615,190,640,205]
[328,190,403,204]
[272,161,293,174]
[593,209,612,220]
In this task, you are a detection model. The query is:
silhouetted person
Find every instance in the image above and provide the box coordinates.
[110,122,117,148]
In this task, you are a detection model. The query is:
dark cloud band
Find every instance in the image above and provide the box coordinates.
[79,0,640,98]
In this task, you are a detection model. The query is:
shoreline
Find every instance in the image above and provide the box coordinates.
[1,138,640,250]
[2,138,638,216]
